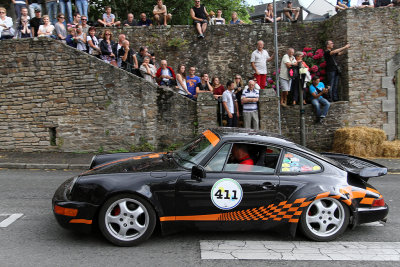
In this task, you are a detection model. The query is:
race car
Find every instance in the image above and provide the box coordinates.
[52,128,389,246]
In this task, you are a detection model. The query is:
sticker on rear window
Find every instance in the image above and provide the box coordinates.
[211,178,243,210]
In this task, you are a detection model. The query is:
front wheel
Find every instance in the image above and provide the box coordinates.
[300,197,349,241]
[98,194,156,246]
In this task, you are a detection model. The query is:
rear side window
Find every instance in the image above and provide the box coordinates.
[280,152,322,173]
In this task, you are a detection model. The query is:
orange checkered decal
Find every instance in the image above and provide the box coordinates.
[218,198,312,223]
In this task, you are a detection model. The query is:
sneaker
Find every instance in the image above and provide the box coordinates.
[197,34,202,38]
[200,34,205,38]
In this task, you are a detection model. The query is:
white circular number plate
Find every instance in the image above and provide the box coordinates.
[211,178,243,210]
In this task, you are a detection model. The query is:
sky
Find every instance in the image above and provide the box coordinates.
[245,0,314,7]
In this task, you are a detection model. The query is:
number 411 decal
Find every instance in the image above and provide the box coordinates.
[214,189,238,200]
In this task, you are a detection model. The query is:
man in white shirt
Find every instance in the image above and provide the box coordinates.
[279,48,296,107]
[250,40,274,90]
[222,80,239,127]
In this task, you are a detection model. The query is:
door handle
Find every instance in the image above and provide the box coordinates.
[262,183,277,190]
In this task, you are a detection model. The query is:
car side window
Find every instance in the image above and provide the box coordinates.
[205,143,232,172]
[224,143,281,173]
[280,152,322,173]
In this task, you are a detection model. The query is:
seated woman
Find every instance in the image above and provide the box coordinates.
[0,7,15,40]
[175,64,191,95]
[37,15,55,38]
[264,3,281,23]
[140,56,157,84]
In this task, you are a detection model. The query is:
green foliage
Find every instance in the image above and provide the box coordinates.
[88,0,251,25]
[130,137,155,152]
[163,142,184,152]
[167,37,189,49]
[107,148,130,153]
[98,146,104,153]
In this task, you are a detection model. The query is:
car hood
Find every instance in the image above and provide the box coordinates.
[81,152,183,176]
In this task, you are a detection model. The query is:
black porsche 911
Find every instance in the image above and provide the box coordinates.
[53,128,389,246]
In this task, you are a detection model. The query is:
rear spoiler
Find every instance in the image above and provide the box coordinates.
[320,152,387,181]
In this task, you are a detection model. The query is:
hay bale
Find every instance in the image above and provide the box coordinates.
[380,140,400,158]
[332,127,387,157]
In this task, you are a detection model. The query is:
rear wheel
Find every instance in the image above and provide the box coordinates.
[300,197,349,241]
[98,194,156,246]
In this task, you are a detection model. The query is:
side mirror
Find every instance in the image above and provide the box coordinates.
[191,165,206,181]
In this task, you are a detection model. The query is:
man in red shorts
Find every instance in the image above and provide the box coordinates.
[250,40,274,89]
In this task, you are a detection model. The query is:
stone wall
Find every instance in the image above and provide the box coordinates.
[345,8,400,134]
[0,38,197,152]
[1,8,399,152]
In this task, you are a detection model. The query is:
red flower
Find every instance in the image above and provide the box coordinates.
[303,47,313,52]
[303,52,307,56]
[311,65,319,72]
[319,61,327,68]
[320,69,326,75]
[307,52,313,57]
[268,78,274,84]
[316,49,324,55]
[272,71,276,76]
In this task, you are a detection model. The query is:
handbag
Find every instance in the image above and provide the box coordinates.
[332,56,342,75]
[1,28,14,37]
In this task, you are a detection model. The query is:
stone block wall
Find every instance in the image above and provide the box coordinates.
[0,38,197,152]
[345,8,400,132]
[1,7,399,152]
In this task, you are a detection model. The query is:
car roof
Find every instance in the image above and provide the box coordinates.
[210,127,295,147]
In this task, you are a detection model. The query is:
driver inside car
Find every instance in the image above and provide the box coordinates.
[231,143,254,171]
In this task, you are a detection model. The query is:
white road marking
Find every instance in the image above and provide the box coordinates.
[0,213,24,228]
[200,241,400,261]
[360,221,385,227]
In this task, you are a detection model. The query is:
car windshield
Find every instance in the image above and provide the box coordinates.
[174,130,219,168]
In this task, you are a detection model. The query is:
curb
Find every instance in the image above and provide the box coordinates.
[0,163,89,170]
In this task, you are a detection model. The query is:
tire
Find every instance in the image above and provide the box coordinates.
[98,194,156,246]
[300,197,349,241]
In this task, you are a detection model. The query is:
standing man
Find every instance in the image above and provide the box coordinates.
[45,0,57,25]
[186,66,200,99]
[12,0,28,22]
[190,0,209,38]
[29,8,43,37]
[153,0,172,26]
[279,48,296,107]
[324,40,350,102]
[28,0,42,19]
[81,15,89,34]
[241,80,259,130]
[251,40,274,90]
[222,81,240,127]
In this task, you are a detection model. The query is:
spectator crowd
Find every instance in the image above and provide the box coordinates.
[1,0,399,129]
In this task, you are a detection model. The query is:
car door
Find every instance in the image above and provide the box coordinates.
[175,142,282,225]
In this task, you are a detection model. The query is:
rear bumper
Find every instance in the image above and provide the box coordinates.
[356,204,389,225]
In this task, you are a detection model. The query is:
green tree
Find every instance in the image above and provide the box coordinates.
[88,0,252,25]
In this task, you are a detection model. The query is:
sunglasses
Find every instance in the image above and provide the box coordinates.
[59,16,64,19]
[105,33,111,35]
[81,19,87,21]
[235,77,241,79]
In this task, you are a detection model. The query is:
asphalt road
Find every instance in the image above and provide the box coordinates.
[0,169,398,266]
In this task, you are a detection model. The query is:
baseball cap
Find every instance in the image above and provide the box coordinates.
[34,8,41,12]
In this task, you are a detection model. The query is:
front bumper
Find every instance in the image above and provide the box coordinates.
[356,204,389,225]
[52,177,99,233]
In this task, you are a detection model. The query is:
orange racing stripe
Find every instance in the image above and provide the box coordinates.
[203,130,220,147]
